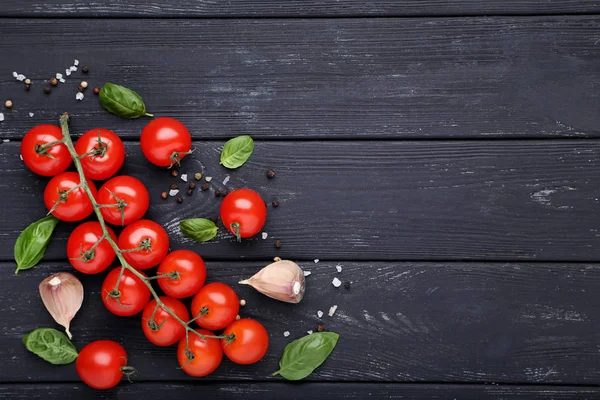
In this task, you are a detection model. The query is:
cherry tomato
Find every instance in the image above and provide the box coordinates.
[140,117,192,167]
[157,250,206,298]
[101,267,150,316]
[67,221,117,274]
[118,219,169,270]
[177,329,222,377]
[97,175,149,226]
[21,124,71,176]
[76,340,131,390]
[141,296,190,347]
[75,128,125,181]
[222,318,269,365]
[190,282,239,331]
[220,188,267,241]
[43,172,97,222]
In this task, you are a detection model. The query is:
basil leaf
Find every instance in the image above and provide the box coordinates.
[180,218,218,242]
[273,332,339,380]
[99,82,153,119]
[220,135,254,169]
[23,328,78,365]
[14,215,59,274]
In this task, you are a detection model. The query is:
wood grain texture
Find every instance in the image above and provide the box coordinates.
[1,0,599,17]
[2,261,599,384]
[2,140,600,262]
[1,383,599,400]
[0,17,598,140]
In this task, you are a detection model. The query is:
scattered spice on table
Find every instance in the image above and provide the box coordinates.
[82,66,89,73]
[267,169,276,179]
[194,172,202,180]
[170,183,178,190]
[315,323,325,332]
[93,87,100,95]
[275,239,281,248]
[161,191,168,200]
[5,100,13,109]
[50,78,58,86]
[43,87,51,95]
[171,169,178,177]
[272,199,280,208]
[176,196,183,204]
[201,182,209,191]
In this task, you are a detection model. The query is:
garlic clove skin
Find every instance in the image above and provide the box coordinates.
[39,272,84,339]
[239,259,305,303]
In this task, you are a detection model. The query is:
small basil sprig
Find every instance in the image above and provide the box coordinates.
[14,215,59,274]
[220,135,254,169]
[23,328,78,365]
[179,218,218,242]
[273,332,339,380]
[99,82,153,119]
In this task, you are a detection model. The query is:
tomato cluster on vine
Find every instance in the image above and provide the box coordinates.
[21,117,269,390]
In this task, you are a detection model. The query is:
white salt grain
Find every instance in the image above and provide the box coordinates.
[169,189,179,197]
[261,232,268,240]
[283,331,290,337]
[336,265,343,273]
[205,176,213,182]
[59,78,66,83]
[0,113,4,122]
[66,69,72,76]
[314,259,319,264]
[17,74,25,81]
[56,73,63,79]
[29,112,34,117]
[222,175,230,185]
[328,305,338,317]
[180,174,188,182]
[307,330,313,335]
[76,92,84,101]
[70,66,77,72]
[3,139,9,143]
[19,154,23,160]
[317,310,323,318]
[303,270,312,277]
[12,72,18,78]
[332,277,342,288]
[74,59,79,66]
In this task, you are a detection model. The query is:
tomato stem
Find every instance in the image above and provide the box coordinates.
[230,222,242,242]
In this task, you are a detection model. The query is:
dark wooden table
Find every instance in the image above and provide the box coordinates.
[1,1,600,399]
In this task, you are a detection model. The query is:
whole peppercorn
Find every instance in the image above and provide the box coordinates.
[93,87,100,95]
[80,81,88,89]
[82,66,89,73]
[24,78,31,85]
[267,169,276,179]
[272,199,280,208]
[176,196,183,204]
[77,86,84,93]
[50,78,58,86]
[170,183,178,190]
[171,169,178,177]
[43,87,51,95]
[186,188,193,196]
[221,189,228,196]
[24,84,31,91]
[274,239,281,249]
[194,172,202,181]
[5,100,13,109]
[201,182,209,191]
[161,191,168,200]
[189,182,196,190]
[315,323,326,333]
[215,189,222,198]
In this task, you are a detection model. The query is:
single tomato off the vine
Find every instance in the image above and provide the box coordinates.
[21,124,72,176]
[44,172,97,222]
[118,219,169,270]
[97,175,149,226]
[220,188,267,241]
[222,318,269,365]
[141,296,190,347]
[190,282,239,331]
[157,250,206,298]
[76,340,132,390]
[140,117,192,167]
[67,221,117,274]
[177,329,222,377]
[75,128,125,181]
[101,267,150,316]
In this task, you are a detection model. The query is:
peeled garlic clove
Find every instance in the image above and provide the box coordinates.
[239,259,305,303]
[39,272,84,339]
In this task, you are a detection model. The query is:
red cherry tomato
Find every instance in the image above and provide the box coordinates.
[43,172,97,222]
[140,117,192,167]
[141,296,190,347]
[220,188,267,241]
[222,318,269,365]
[177,329,222,377]
[76,340,131,390]
[157,250,206,298]
[190,282,239,331]
[118,219,169,270]
[101,267,150,316]
[21,124,71,176]
[67,221,117,274]
[75,128,125,181]
[97,175,149,226]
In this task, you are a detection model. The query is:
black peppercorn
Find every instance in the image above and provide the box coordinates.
[24,84,31,91]
[170,183,178,190]
[272,199,280,208]
[274,239,281,249]
[186,188,193,196]
[176,196,183,204]
[50,78,58,86]
[77,86,84,93]
[215,189,222,198]
[201,183,209,191]
[171,169,178,177]
[267,169,276,179]
[161,191,168,200]
[43,87,51,94]
[315,323,325,332]
[93,87,100,95]
[82,66,89,73]
[189,182,196,190]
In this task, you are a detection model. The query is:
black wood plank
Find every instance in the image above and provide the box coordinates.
[2,140,600,262]
[1,0,599,17]
[0,17,598,140]
[1,383,599,400]
[2,261,599,384]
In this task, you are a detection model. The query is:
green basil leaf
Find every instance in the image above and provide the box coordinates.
[273,332,339,380]
[23,328,78,365]
[14,215,59,274]
[99,82,153,119]
[179,218,218,242]
[220,135,254,169]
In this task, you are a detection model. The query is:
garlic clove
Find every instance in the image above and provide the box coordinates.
[39,272,84,339]
[239,259,305,303]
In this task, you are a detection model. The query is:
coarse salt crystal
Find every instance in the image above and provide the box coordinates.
[314,259,319,264]
[205,176,212,182]
[19,154,23,160]
[56,73,63,79]
[180,174,188,182]
[283,331,290,337]
[222,175,230,185]
[66,69,72,76]
[328,305,338,317]
[12,71,18,78]
[29,112,34,117]
[59,78,66,83]
[3,139,9,143]
[307,330,313,335]
[17,74,25,81]
[303,270,311,277]
[317,310,323,318]
[76,92,84,101]
[169,189,179,197]
[74,59,79,66]
[261,232,268,240]
[336,265,342,273]
[332,277,342,288]
[0,113,4,122]
[70,66,77,72]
